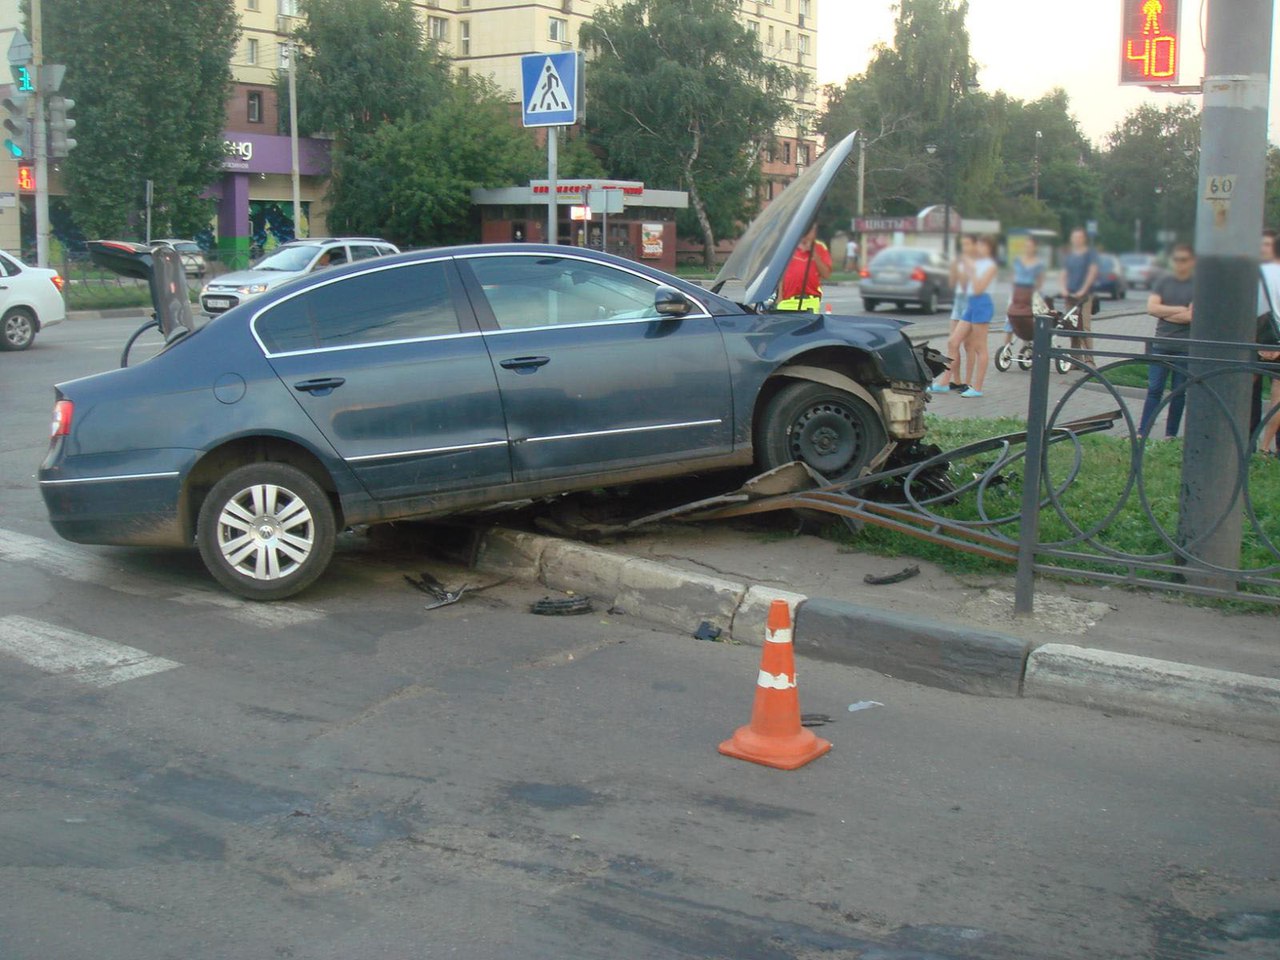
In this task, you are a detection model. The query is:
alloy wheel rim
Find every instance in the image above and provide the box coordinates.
[5,315,32,347]
[215,482,315,581]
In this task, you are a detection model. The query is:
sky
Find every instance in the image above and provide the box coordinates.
[816,0,1280,146]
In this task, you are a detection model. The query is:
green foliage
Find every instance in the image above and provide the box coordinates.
[325,78,565,247]
[580,0,795,266]
[1266,146,1280,232]
[1095,102,1199,253]
[290,0,450,139]
[36,0,238,238]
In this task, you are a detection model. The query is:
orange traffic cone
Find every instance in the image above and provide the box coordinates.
[718,599,832,770]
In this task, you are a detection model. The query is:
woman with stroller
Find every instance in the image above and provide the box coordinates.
[930,235,999,398]
[998,237,1045,358]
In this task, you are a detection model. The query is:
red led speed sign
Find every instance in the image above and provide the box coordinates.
[1120,0,1180,85]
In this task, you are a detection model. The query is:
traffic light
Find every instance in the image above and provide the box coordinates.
[2,92,30,159]
[11,64,34,93]
[1120,0,1180,85]
[47,95,75,156]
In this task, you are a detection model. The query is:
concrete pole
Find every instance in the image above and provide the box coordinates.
[547,126,558,245]
[855,134,865,269]
[1177,0,1274,585]
[31,0,48,267]
[287,41,302,238]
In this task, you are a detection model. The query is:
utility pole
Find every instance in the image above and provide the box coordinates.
[546,126,558,245]
[855,134,865,269]
[1177,0,1274,585]
[31,0,48,268]
[286,39,302,238]
[1032,130,1042,202]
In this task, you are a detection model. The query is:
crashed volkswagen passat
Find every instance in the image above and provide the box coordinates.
[39,134,942,600]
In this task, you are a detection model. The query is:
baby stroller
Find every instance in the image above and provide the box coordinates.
[994,291,1083,375]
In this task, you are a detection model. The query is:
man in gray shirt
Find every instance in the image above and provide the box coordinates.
[1138,243,1194,439]
[1059,227,1100,364]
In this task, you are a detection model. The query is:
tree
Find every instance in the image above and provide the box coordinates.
[36,0,238,239]
[1095,102,1199,253]
[817,0,985,234]
[1265,145,1280,233]
[580,0,794,267]
[326,78,601,247]
[291,0,449,141]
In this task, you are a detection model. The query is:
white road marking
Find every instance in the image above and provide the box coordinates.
[0,528,324,628]
[0,615,180,687]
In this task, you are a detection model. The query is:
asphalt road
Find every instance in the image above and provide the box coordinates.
[1,315,1277,960]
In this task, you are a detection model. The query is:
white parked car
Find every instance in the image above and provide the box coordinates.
[199,237,399,315]
[0,250,66,351]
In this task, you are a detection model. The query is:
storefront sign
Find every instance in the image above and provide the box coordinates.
[219,131,330,177]
[853,216,917,233]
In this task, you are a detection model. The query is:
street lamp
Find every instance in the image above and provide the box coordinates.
[1033,130,1043,202]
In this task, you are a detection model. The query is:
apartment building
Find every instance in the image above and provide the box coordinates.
[235,0,821,197]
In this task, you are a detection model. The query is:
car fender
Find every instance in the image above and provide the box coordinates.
[771,363,880,412]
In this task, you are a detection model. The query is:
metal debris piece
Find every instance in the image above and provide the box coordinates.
[863,565,921,586]
[800,713,833,727]
[530,596,594,616]
[692,621,722,642]
[404,571,468,609]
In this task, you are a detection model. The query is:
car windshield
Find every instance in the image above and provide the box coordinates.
[254,245,321,272]
[870,249,925,268]
[1120,254,1151,265]
[171,241,199,253]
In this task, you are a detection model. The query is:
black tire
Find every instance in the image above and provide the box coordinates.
[861,298,878,312]
[1,307,36,351]
[994,343,1014,372]
[918,287,938,314]
[1054,356,1074,374]
[757,381,889,483]
[196,462,336,600]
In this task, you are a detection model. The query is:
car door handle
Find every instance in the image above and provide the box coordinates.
[293,377,346,395]
[499,356,550,371]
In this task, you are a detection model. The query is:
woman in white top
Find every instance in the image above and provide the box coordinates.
[931,235,999,397]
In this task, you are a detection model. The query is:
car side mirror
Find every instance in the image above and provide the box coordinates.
[654,286,693,317]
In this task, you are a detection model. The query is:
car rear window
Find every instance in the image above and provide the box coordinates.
[870,249,925,268]
[256,261,461,353]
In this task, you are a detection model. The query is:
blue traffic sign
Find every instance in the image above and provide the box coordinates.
[521,51,581,128]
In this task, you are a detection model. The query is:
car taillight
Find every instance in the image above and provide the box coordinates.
[51,400,73,438]
[859,269,870,279]
[910,267,927,282]
[50,274,65,292]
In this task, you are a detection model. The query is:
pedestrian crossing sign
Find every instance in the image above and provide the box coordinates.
[521,51,582,127]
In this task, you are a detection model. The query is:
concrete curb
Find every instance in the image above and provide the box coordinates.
[473,527,1280,741]
[1025,644,1280,743]
[66,308,151,321]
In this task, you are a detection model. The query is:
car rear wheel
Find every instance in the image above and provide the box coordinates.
[757,381,889,483]
[196,462,336,600]
[919,287,938,314]
[1,307,36,351]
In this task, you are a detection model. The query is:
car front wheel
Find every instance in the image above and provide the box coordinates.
[1,307,36,351]
[757,381,889,483]
[919,287,938,314]
[196,462,336,600]
[861,298,878,311]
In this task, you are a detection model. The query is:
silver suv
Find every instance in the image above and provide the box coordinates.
[200,237,399,315]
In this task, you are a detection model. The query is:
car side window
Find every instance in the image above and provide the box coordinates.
[0,252,18,277]
[256,261,461,353]
[466,255,660,331]
[349,244,380,261]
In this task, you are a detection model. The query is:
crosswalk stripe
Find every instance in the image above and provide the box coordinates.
[0,615,180,687]
[0,528,324,628]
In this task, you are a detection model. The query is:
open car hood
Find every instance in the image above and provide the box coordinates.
[86,240,196,340]
[711,131,859,310]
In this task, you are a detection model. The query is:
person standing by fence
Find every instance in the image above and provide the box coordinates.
[1137,243,1195,439]
[999,236,1045,355]
[1060,228,1099,366]
[1254,229,1280,456]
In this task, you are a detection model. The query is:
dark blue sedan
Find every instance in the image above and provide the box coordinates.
[39,134,941,599]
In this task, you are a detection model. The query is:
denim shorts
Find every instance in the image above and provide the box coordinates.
[963,293,994,325]
[950,290,969,321]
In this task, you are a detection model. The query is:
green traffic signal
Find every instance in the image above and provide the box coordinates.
[2,95,29,159]
[12,64,34,93]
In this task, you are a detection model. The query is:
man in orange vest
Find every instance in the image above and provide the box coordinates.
[777,224,831,312]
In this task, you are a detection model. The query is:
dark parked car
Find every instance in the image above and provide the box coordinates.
[1093,254,1128,300]
[858,246,953,314]
[39,134,941,600]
